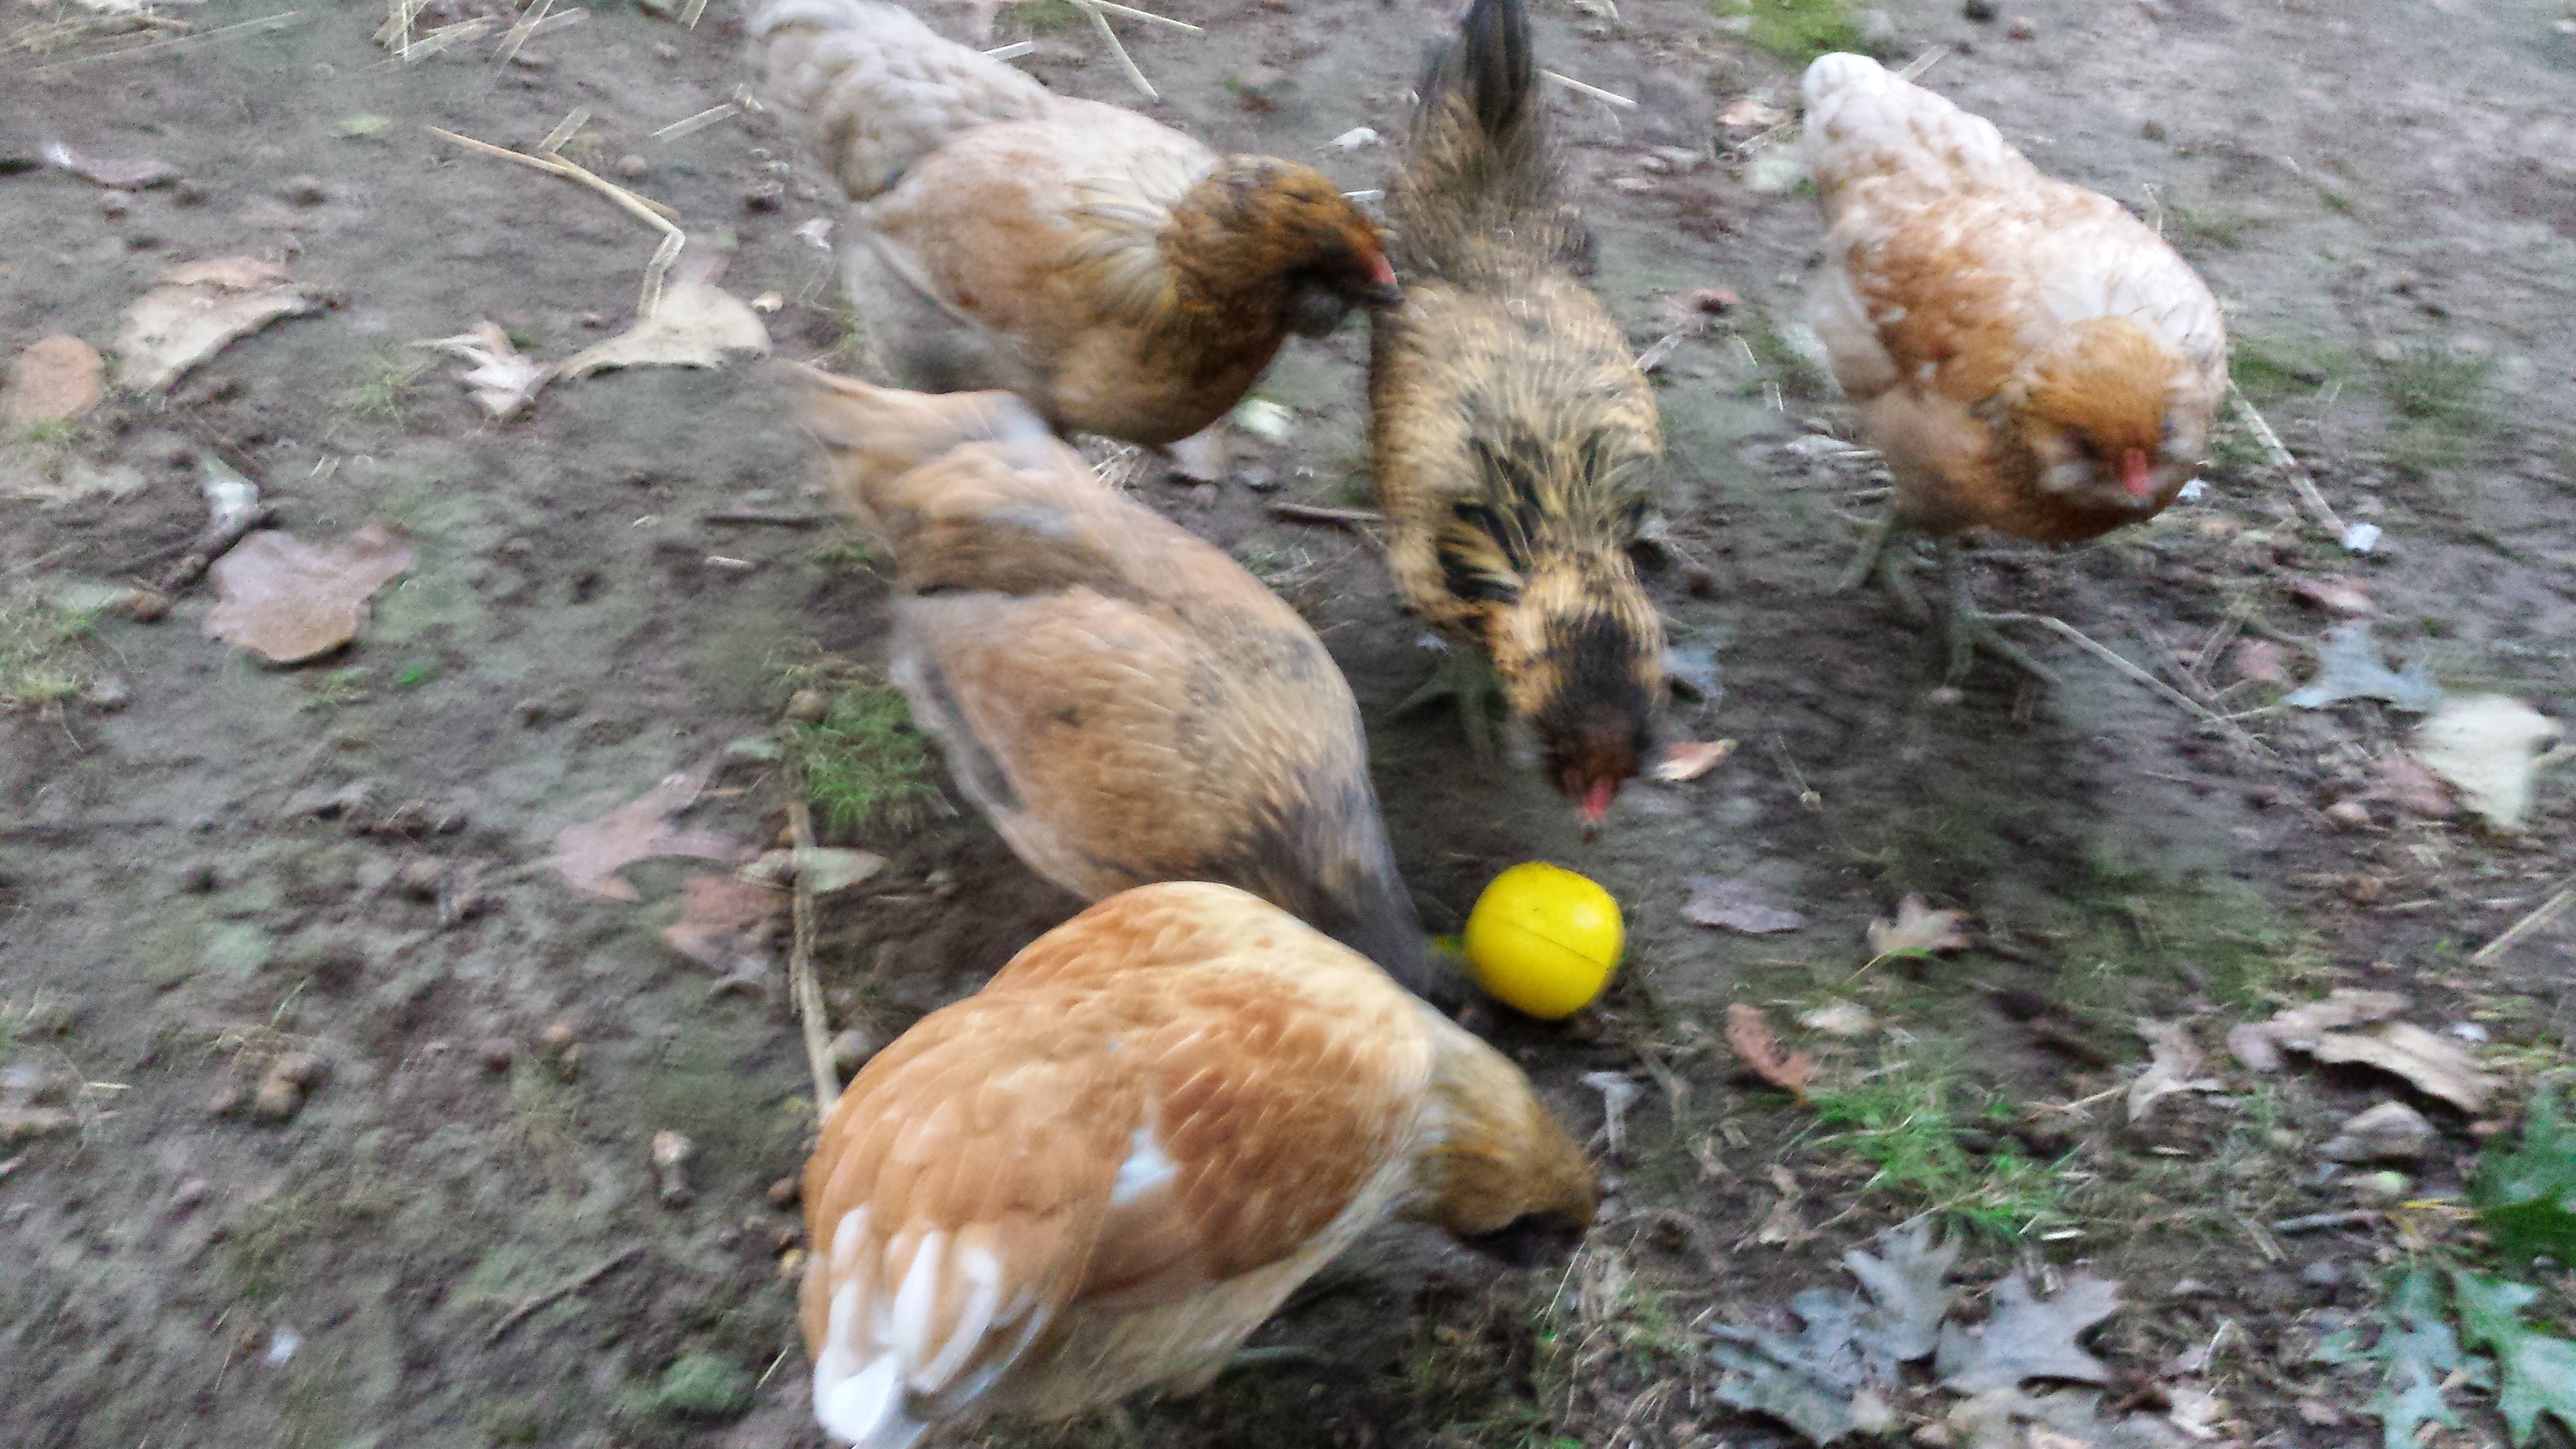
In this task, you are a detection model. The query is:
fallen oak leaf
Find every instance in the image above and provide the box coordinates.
[204,526,414,663]
[413,321,547,419]
[556,281,770,379]
[114,256,319,392]
[660,872,783,978]
[1867,894,1970,960]
[549,758,752,902]
[1654,737,1737,783]
[2413,695,2565,834]
[1725,1003,1814,1097]
[42,140,176,191]
[1686,875,1805,933]
[2229,987,2407,1071]
[2306,1022,2496,1115]
[1935,1269,2121,1394]
[2127,1018,2226,1126]
[1,334,105,426]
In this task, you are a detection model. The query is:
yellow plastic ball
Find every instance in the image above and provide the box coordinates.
[1463,862,1623,1019]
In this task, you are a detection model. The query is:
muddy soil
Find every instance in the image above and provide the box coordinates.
[2,0,2570,1446]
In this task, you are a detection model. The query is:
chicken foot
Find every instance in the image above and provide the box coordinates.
[1937,539,2058,687]
[1388,641,1505,765]
[1831,503,1929,624]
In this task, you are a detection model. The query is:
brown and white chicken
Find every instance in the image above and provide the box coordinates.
[751,0,1400,451]
[793,366,1453,1004]
[799,881,1598,1447]
[1801,52,2229,681]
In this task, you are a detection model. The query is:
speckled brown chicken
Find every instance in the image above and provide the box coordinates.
[751,0,1399,451]
[791,366,1453,1005]
[1367,0,1666,825]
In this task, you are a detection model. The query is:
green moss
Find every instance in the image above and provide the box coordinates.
[780,663,941,838]
[0,595,95,710]
[646,1352,753,1419]
[1714,0,1862,62]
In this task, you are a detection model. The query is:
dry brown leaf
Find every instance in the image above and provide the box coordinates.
[549,758,751,902]
[414,321,547,419]
[1719,96,1788,128]
[2126,1018,2225,1125]
[2,335,105,426]
[2414,695,2565,832]
[1751,1163,1814,1246]
[1685,876,1805,933]
[2287,575,2373,617]
[660,873,784,977]
[1653,738,1738,783]
[2231,637,2288,685]
[114,256,318,392]
[1868,894,1971,959]
[1725,1003,1814,1096]
[2230,987,2408,1071]
[2306,1022,2497,1113]
[557,282,771,380]
[204,527,414,664]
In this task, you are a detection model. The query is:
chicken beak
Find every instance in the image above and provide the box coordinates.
[2120,447,2155,503]
[1361,255,1402,308]
[1579,779,1616,825]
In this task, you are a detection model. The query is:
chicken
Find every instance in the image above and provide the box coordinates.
[1368,0,1667,826]
[792,365,1454,1005]
[750,0,1400,450]
[799,881,1598,1448]
[1800,53,2229,682]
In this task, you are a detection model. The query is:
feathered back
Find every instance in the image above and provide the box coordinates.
[799,884,1588,1443]
[1388,0,1573,281]
[1801,51,2032,217]
[751,0,1056,202]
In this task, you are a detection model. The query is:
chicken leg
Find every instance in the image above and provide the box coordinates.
[1833,502,1928,623]
[1936,539,2056,686]
[1389,640,1504,764]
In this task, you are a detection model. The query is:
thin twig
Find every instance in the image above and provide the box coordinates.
[426,125,683,316]
[31,9,304,72]
[650,102,739,143]
[485,1246,642,1344]
[788,799,839,1118]
[2230,382,2344,537]
[701,510,827,529]
[1089,0,1200,29]
[1266,502,1382,527]
[2472,884,2575,965]
[492,0,552,64]
[149,507,275,594]
[1543,69,1636,109]
[2269,1209,2379,1235]
[1986,613,2261,744]
[1073,0,1156,100]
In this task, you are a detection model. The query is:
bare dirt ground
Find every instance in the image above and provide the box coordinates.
[2,0,2572,1446]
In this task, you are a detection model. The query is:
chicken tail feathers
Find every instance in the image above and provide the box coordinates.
[1390,0,1570,277]
[749,0,1055,203]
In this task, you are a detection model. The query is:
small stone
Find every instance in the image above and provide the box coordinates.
[539,1021,578,1052]
[250,1075,303,1122]
[271,1052,329,1090]
[2320,1100,2435,1163]
[778,1247,807,1282]
[1961,0,1996,17]
[766,1176,801,1210]
[476,1038,515,1073]
[170,1179,211,1214]
[653,1129,696,1206]
[180,861,220,894]
[396,857,447,902]
[772,1224,804,1254]
[281,175,327,207]
[2300,1259,2344,1288]
[124,589,171,623]
[828,1028,877,1080]
[2348,1169,2411,1203]
[2324,799,2372,829]
[206,1084,245,1119]
[82,676,130,711]
[783,689,829,724]
[617,154,648,178]
[2006,16,2036,37]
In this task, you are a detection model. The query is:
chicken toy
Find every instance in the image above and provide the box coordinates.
[1801,52,2230,682]
[751,0,1400,453]
[798,882,1598,1448]
[1368,0,1668,825]
[792,366,1454,1005]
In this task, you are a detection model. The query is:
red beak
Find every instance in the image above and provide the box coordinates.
[1580,779,1616,824]
[2120,448,2155,502]
[1362,253,1402,307]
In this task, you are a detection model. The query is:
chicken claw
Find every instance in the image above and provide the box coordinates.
[1938,540,2057,687]
[1833,504,1930,625]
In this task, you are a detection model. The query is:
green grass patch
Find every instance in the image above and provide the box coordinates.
[340,349,427,424]
[807,531,879,572]
[1714,0,1862,61]
[1805,1058,2072,1239]
[0,595,96,710]
[2230,334,2354,404]
[2376,343,2493,476]
[1012,0,1085,31]
[2042,855,2303,1014]
[780,663,941,838]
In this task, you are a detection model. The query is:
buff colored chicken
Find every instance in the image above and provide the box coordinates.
[799,881,1598,1448]
[792,366,1453,1005]
[750,0,1399,452]
[1369,0,1667,824]
[1802,53,2229,682]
